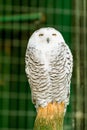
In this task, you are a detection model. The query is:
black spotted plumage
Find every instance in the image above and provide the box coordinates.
[25,27,73,112]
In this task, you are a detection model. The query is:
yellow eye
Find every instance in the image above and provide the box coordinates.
[52,33,57,36]
[39,34,44,36]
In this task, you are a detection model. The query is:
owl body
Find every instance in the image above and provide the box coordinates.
[25,27,73,111]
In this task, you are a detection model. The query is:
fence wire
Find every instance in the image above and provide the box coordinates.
[0,0,87,130]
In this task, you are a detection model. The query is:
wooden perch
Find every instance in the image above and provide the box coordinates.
[33,102,65,130]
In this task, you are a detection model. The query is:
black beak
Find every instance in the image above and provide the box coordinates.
[47,37,50,43]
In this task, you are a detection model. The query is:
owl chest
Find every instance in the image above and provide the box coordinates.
[39,50,56,72]
[35,44,60,71]
[40,51,50,70]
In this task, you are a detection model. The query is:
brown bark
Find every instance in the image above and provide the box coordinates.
[33,102,65,130]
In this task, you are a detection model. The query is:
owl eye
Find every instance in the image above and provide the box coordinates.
[39,34,44,36]
[52,33,57,36]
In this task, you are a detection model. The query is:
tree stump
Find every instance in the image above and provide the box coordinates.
[33,102,65,130]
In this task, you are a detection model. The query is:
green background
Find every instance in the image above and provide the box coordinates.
[0,0,87,130]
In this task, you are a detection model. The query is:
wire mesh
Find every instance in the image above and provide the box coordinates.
[0,0,87,130]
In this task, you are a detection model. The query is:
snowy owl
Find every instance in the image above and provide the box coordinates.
[25,27,73,112]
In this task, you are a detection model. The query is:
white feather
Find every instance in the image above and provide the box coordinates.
[25,27,73,112]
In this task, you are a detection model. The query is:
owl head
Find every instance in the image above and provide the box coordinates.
[28,27,65,48]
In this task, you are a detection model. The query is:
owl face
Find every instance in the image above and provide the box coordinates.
[28,27,65,48]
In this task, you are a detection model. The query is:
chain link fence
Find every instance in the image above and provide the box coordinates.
[0,0,87,130]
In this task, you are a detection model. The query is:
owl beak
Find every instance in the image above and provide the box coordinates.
[47,37,50,43]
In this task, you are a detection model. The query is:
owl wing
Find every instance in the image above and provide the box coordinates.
[25,46,52,107]
[25,46,40,104]
[25,47,39,85]
[50,42,73,106]
[63,43,73,104]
